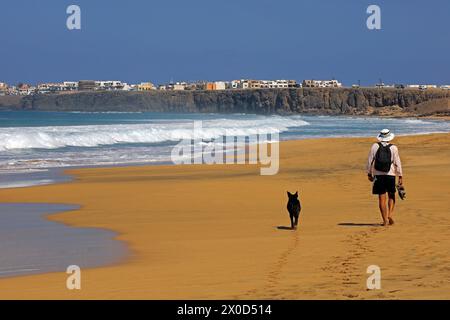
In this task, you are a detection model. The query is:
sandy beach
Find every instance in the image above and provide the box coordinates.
[0,133,449,299]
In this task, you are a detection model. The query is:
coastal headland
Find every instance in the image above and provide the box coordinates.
[1,88,449,118]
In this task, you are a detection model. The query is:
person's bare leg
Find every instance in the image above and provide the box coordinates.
[378,193,388,226]
[388,192,396,225]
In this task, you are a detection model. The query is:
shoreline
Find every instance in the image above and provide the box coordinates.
[0,203,127,279]
[0,133,449,299]
[0,117,450,189]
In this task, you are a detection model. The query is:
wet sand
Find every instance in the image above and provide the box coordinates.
[0,133,448,299]
[0,203,127,278]
[0,168,71,189]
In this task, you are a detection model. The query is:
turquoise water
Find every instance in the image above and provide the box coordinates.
[0,111,449,187]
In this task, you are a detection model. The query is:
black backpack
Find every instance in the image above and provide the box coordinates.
[374,143,393,172]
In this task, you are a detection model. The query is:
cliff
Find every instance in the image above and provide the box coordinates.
[0,88,449,117]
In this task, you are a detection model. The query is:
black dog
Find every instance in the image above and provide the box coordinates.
[287,191,301,229]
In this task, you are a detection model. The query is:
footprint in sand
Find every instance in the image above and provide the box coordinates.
[265,232,300,289]
[238,231,300,299]
[323,225,386,297]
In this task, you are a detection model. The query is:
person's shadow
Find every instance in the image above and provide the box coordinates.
[338,222,382,227]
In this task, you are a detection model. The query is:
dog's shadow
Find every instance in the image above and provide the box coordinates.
[338,222,382,227]
[276,226,296,231]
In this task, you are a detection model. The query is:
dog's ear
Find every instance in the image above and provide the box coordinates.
[295,191,298,197]
[287,191,291,197]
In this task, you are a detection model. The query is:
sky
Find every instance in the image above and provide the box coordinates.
[0,0,449,86]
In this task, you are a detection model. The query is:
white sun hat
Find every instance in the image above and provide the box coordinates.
[377,128,395,142]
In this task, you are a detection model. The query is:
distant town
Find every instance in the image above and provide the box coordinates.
[0,78,449,96]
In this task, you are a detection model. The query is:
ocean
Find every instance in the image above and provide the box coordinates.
[1,111,449,188]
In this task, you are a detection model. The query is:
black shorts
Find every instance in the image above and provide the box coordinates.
[372,175,396,195]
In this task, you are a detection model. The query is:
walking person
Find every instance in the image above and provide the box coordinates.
[367,129,403,226]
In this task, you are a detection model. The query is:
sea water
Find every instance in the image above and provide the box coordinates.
[0,203,127,278]
[0,111,449,187]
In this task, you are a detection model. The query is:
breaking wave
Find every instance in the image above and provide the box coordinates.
[0,116,310,151]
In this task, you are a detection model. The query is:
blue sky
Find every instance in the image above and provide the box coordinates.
[0,0,449,86]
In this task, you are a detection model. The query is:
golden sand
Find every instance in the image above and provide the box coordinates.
[0,134,449,299]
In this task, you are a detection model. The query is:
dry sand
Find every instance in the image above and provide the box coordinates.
[0,134,449,299]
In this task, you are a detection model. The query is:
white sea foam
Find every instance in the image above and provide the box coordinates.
[402,119,433,124]
[0,179,55,189]
[1,114,449,175]
[0,116,309,151]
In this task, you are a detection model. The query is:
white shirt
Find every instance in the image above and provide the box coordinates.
[366,142,403,177]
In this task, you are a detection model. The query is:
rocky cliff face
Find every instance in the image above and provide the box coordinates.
[1,88,449,116]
